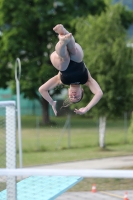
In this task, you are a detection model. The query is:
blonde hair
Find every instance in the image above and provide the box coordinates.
[60,89,84,109]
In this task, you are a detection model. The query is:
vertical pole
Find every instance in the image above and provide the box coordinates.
[6,102,16,200]
[15,58,23,168]
[124,112,127,143]
[67,114,71,148]
[36,116,40,151]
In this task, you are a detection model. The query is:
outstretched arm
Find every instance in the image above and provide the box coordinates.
[39,74,61,116]
[74,74,103,115]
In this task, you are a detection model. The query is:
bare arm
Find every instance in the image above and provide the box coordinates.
[74,72,103,115]
[39,73,61,115]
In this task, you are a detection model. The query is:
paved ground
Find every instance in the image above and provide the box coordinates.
[34,155,133,169]
[56,191,133,200]
[33,156,133,200]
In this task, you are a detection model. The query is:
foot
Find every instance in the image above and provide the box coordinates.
[58,33,72,44]
[53,24,67,35]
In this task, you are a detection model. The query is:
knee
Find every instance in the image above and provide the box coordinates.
[50,51,58,65]
[50,51,55,61]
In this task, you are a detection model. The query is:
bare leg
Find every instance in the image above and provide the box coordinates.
[53,24,76,55]
[55,33,72,58]
[53,24,84,62]
[50,34,72,71]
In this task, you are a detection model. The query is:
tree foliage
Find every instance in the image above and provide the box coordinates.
[75,3,133,117]
[0,0,106,123]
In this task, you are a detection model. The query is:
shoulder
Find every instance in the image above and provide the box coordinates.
[84,69,91,86]
[58,72,64,85]
[45,73,61,86]
[57,72,63,84]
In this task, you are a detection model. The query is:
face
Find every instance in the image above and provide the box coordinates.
[68,85,82,103]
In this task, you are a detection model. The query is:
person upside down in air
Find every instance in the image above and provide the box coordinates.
[39,24,103,116]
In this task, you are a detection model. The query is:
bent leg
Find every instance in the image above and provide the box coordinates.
[50,51,70,71]
[55,33,72,58]
[53,24,84,62]
[50,34,72,71]
[70,43,84,63]
[53,24,76,55]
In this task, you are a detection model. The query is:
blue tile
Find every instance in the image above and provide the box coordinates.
[0,176,83,200]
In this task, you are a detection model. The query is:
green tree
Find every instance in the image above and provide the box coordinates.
[0,0,106,124]
[75,3,133,147]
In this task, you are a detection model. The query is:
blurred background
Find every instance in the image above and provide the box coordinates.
[0,0,133,168]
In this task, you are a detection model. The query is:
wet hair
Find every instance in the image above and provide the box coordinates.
[61,89,84,109]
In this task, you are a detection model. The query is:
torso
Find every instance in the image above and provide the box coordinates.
[59,60,89,85]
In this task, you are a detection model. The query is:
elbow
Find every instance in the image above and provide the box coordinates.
[39,86,48,96]
[38,86,43,95]
[99,90,103,98]
[96,89,103,99]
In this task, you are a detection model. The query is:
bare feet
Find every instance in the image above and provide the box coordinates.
[53,24,77,55]
[53,24,67,35]
[58,33,72,44]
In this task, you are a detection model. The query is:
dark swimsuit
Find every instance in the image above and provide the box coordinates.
[60,60,88,85]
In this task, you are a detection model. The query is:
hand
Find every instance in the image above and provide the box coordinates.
[51,101,57,116]
[74,107,87,115]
